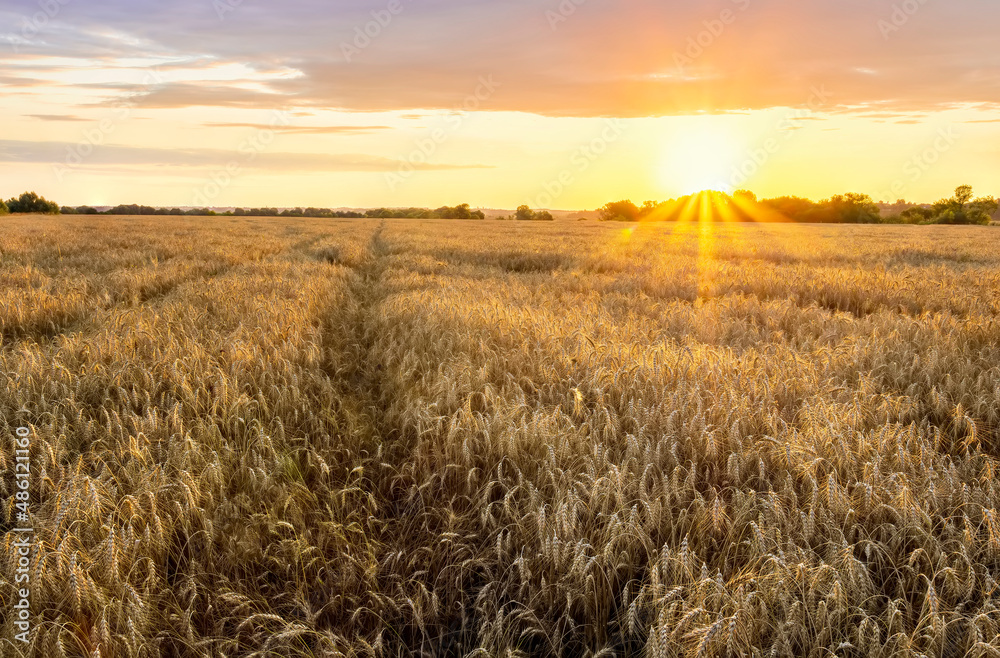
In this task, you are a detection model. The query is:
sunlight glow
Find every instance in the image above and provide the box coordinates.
[659,128,742,196]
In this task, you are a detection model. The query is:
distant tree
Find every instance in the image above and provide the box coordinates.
[879,198,915,220]
[824,193,881,224]
[107,204,141,215]
[427,204,480,219]
[640,200,660,216]
[955,185,974,206]
[971,196,999,224]
[7,191,60,214]
[759,196,816,222]
[0,200,8,215]
[759,194,878,223]
[931,185,996,225]
[733,189,758,204]
[896,206,934,224]
[598,200,641,222]
[514,205,553,221]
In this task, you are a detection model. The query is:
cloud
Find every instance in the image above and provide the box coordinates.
[0,139,493,172]
[203,123,392,134]
[123,83,289,109]
[3,0,1000,117]
[27,114,89,122]
[0,74,49,88]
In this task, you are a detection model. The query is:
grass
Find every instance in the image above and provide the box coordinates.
[2,214,1000,657]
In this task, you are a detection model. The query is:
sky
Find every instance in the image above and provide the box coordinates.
[1,0,998,210]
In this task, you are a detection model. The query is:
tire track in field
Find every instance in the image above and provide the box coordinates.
[326,223,400,446]
[308,223,418,643]
[338,227,499,655]
[321,223,476,653]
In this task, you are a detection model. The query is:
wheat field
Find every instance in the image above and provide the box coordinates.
[1,214,999,657]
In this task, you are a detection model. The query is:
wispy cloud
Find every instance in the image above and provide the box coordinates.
[0,139,493,172]
[203,123,392,134]
[124,83,290,109]
[27,114,89,122]
[0,74,49,87]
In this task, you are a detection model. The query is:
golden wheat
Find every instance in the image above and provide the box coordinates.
[0,214,998,656]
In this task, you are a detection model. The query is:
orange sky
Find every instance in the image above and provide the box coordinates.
[1,0,998,209]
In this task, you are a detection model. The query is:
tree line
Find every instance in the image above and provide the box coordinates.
[228,204,488,219]
[4,187,997,225]
[598,186,998,225]
[66,203,487,219]
[2,197,488,220]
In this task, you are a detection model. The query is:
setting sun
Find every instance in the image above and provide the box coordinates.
[659,127,742,196]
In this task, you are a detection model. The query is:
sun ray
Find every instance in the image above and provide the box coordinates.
[695,192,718,303]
